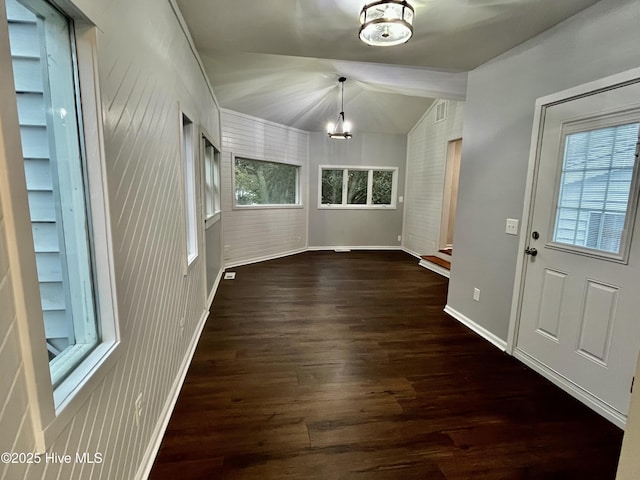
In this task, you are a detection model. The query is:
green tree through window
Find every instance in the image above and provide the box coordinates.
[320,167,396,208]
[372,170,393,205]
[235,157,299,206]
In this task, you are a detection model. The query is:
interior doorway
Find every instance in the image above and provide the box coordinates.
[439,138,462,254]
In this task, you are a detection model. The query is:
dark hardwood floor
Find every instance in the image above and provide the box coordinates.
[150,251,623,479]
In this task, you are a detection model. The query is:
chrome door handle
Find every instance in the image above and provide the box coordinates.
[525,247,538,257]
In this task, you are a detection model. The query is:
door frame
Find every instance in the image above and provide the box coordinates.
[439,138,462,251]
[507,66,640,428]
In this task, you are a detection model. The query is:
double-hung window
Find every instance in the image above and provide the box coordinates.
[5,0,119,447]
[319,166,398,209]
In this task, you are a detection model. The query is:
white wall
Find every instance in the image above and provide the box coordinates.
[308,132,406,248]
[0,0,222,479]
[447,0,640,341]
[403,101,465,257]
[220,109,309,267]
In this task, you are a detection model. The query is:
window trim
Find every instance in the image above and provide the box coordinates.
[201,129,221,228]
[318,165,398,210]
[180,110,198,268]
[231,153,303,210]
[0,3,121,451]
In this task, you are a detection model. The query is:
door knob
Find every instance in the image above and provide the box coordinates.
[525,247,538,257]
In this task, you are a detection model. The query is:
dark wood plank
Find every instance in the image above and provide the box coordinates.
[150,251,622,479]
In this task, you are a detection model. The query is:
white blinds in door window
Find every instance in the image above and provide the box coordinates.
[553,122,640,255]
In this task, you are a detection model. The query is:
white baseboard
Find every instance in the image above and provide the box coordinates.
[418,259,450,278]
[513,348,626,429]
[226,247,406,269]
[224,247,308,269]
[307,245,402,252]
[401,247,422,259]
[443,305,507,351]
[207,268,224,308]
[134,307,210,480]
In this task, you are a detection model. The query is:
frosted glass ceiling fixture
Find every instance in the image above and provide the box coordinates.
[359,0,415,47]
[327,77,352,139]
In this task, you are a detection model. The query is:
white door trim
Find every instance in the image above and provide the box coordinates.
[507,65,640,355]
[507,67,640,426]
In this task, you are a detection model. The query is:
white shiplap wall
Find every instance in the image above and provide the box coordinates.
[0,193,38,480]
[0,0,222,479]
[403,100,465,256]
[221,109,308,267]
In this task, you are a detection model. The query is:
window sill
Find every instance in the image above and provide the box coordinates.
[318,204,397,210]
[49,342,97,387]
[232,204,304,211]
[205,211,221,229]
[186,252,198,268]
[43,340,122,450]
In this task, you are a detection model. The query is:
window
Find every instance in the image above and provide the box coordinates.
[435,101,447,123]
[234,157,300,207]
[181,113,197,264]
[552,121,640,257]
[4,0,119,445]
[203,135,221,222]
[7,0,99,386]
[319,166,398,209]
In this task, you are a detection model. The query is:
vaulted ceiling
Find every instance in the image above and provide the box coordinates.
[176,0,601,134]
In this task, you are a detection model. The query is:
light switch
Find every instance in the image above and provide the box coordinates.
[506,218,519,235]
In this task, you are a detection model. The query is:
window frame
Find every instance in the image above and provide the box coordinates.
[546,111,640,264]
[0,0,120,451]
[318,165,398,210]
[232,154,303,210]
[201,130,221,227]
[180,110,198,267]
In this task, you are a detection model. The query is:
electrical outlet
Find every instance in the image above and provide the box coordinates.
[505,218,519,235]
[399,196,404,203]
[134,392,143,427]
[179,317,185,336]
[473,288,480,302]
[397,235,402,242]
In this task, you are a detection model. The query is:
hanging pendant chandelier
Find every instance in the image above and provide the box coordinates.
[327,77,352,139]
[359,1,415,47]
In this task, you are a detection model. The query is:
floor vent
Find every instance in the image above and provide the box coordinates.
[224,272,236,280]
[334,248,351,253]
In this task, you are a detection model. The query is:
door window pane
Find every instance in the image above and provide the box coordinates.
[552,122,639,255]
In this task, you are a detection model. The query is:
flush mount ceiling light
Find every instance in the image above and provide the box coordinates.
[327,77,352,139]
[359,0,415,47]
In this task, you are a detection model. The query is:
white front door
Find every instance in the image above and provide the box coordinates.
[516,80,640,424]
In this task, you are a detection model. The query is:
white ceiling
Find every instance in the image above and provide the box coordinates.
[177,0,601,134]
